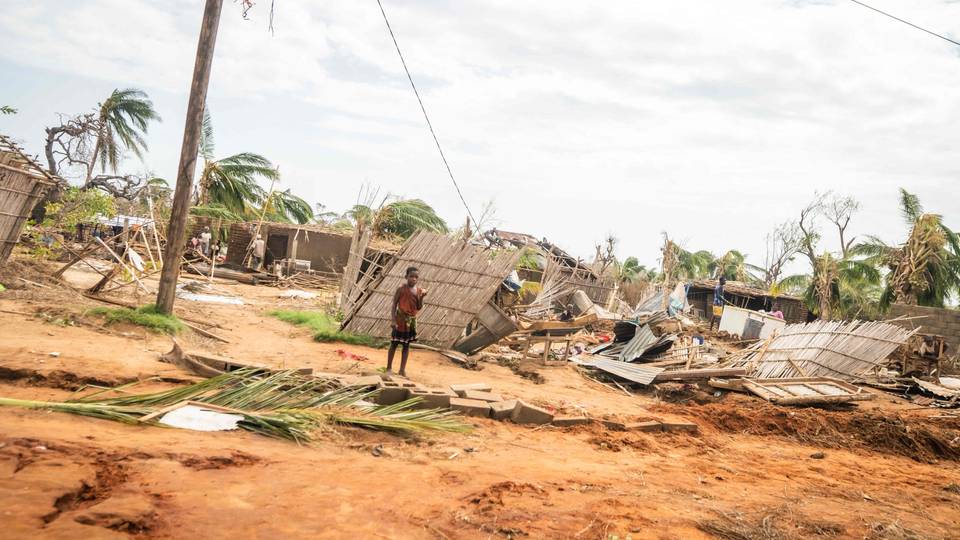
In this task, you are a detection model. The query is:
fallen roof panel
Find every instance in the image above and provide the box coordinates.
[571,356,665,386]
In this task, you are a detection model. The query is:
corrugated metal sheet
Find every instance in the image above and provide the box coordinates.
[618,324,657,361]
[571,356,665,386]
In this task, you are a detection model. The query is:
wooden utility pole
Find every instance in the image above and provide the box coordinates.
[156,0,224,314]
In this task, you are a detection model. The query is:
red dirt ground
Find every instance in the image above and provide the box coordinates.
[1,257,959,539]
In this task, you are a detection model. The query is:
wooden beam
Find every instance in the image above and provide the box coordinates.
[156,0,224,314]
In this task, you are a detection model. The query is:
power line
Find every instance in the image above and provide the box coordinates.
[848,0,960,48]
[375,0,478,228]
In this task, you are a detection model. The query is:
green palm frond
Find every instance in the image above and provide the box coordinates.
[261,189,314,224]
[95,88,161,172]
[199,106,215,161]
[373,199,448,239]
[898,188,923,228]
[191,203,244,222]
[0,369,470,443]
[200,152,276,212]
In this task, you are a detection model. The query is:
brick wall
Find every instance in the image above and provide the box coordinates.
[887,304,960,355]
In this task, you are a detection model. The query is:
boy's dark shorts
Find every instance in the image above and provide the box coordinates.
[391,328,417,344]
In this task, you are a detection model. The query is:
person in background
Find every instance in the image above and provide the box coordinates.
[210,239,222,261]
[200,226,212,257]
[386,266,427,377]
[251,234,265,270]
[714,276,726,306]
[710,276,726,330]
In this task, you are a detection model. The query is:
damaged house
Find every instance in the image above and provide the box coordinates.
[686,279,809,324]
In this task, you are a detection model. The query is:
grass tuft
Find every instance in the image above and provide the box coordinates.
[89,304,185,335]
[268,309,383,347]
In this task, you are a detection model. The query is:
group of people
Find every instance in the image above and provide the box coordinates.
[187,226,224,261]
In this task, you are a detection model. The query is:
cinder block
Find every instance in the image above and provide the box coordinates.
[461,389,503,403]
[661,421,699,433]
[450,382,493,396]
[346,375,384,388]
[510,400,554,425]
[376,382,411,405]
[488,399,518,420]
[449,397,491,417]
[625,421,662,432]
[408,388,453,409]
[600,419,627,431]
[552,416,593,427]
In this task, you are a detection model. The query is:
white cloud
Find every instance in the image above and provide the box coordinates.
[1,0,958,272]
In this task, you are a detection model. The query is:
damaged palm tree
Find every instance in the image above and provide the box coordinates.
[857,189,960,309]
[0,368,470,443]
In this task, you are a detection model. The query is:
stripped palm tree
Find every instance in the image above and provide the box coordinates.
[86,88,161,182]
[855,189,960,309]
[778,253,882,320]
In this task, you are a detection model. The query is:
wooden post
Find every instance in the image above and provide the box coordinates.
[156,0,224,314]
[243,177,276,269]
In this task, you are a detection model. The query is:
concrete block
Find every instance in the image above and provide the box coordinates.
[600,419,627,431]
[345,375,384,388]
[408,388,453,409]
[510,400,554,425]
[461,389,504,403]
[488,400,518,420]
[661,421,699,433]
[449,397,491,417]
[451,382,493,396]
[552,416,593,427]
[625,421,662,432]
[376,382,411,405]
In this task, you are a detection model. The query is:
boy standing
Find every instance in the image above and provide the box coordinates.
[387,267,427,377]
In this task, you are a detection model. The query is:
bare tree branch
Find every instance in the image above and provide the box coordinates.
[823,193,860,257]
[798,192,828,267]
[762,220,804,287]
[85,174,155,200]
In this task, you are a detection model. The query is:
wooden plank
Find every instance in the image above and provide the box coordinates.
[742,377,875,405]
[652,368,747,382]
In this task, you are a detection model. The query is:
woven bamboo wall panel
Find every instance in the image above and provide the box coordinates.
[0,161,50,266]
[725,319,916,380]
[342,231,520,347]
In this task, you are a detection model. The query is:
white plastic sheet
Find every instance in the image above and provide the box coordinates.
[159,405,244,431]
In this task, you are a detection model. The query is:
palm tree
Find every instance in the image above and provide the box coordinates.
[194,108,278,213]
[710,250,762,283]
[618,257,658,284]
[86,88,160,182]
[346,198,448,240]
[675,248,714,280]
[856,189,960,309]
[778,252,882,320]
[260,189,314,224]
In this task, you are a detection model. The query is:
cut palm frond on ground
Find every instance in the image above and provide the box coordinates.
[0,368,470,442]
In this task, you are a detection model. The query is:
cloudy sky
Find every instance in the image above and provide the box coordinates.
[2,0,958,273]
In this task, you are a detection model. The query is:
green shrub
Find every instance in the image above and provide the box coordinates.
[89,304,184,335]
[268,310,382,347]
